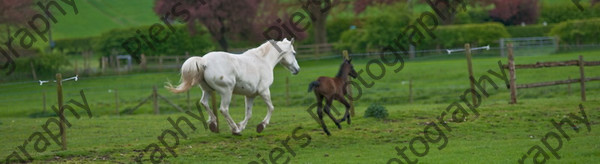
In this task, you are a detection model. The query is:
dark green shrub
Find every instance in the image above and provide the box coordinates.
[421,22,510,49]
[14,52,70,76]
[550,18,600,45]
[506,24,555,37]
[454,8,492,24]
[336,29,368,53]
[540,2,600,24]
[54,37,98,53]
[364,103,388,119]
[95,24,215,57]
[337,3,412,52]
[326,13,356,43]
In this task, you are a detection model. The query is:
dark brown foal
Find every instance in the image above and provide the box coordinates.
[307,59,358,135]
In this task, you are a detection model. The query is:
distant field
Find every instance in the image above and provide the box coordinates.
[51,0,158,39]
[1,49,599,163]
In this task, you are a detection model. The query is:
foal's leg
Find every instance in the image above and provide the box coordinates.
[216,92,242,135]
[238,96,255,131]
[316,94,331,136]
[257,90,274,133]
[336,95,352,125]
[323,97,342,129]
[200,91,218,133]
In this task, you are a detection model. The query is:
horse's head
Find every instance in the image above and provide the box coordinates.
[277,38,300,75]
[344,58,358,78]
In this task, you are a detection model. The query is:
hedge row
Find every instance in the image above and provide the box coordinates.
[337,22,510,52]
[550,18,600,45]
[506,24,555,38]
[540,2,600,24]
[53,24,216,56]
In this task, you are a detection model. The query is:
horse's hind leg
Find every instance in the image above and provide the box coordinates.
[257,90,274,133]
[200,91,219,133]
[238,96,255,131]
[323,98,342,129]
[336,95,352,125]
[316,95,331,135]
[217,92,242,135]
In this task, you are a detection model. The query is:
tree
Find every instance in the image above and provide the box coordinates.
[489,0,539,25]
[154,0,262,51]
[0,0,38,42]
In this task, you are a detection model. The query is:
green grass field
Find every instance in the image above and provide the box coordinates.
[1,49,599,163]
[2,0,600,163]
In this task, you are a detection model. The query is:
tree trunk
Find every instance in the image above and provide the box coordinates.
[314,14,328,44]
[217,36,229,52]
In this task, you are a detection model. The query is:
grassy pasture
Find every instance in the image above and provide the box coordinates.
[1,49,599,163]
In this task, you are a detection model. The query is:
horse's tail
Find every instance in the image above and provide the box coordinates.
[166,56,206,93]
[307,81,320,92]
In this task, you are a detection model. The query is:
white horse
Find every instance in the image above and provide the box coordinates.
[166,38,300,135]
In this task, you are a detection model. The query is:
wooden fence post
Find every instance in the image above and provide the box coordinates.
[30,61,37,80]
[286,76,290,106]
[140,54,147,71]
[508,43,518,104]
[42,91,46,113]
[153,86,159,114]
[211,91,219,132]
[56,73,67,150]
[579,55,586,101]
[159,56,164,70]
[568,76,572,95]
[115,89,119,116]
[465,44,477,105]
[342,50,354,117]
[74,61,79,75]
[409,79,413,103]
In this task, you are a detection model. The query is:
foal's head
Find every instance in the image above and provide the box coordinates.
[339,59,358,79]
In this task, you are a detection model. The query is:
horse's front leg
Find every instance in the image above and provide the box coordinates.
[217,92,242,135]
[323,98,342,129]
[257,90,274,133]
[336,95,352,125]
[238,96,255,131]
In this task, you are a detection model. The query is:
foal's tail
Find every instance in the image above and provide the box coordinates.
[307,81,320,92]
[166,56,206,93]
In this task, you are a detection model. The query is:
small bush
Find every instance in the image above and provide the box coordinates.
[364,103,388,119]
[95,24,216,57]
[550,18,600,45]
[14,52,70,77]
[540,2,600,24]
[506,24,555,37]
[421,22,511,49]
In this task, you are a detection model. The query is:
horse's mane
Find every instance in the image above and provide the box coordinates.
[336,61,346,78]
[245,41,274,57]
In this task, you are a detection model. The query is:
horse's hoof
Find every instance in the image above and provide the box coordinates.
[336,124,342,129]
[209,122,219,133]
[232,131,242,136]
[256,123,265,133]
[325,130,331,136]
